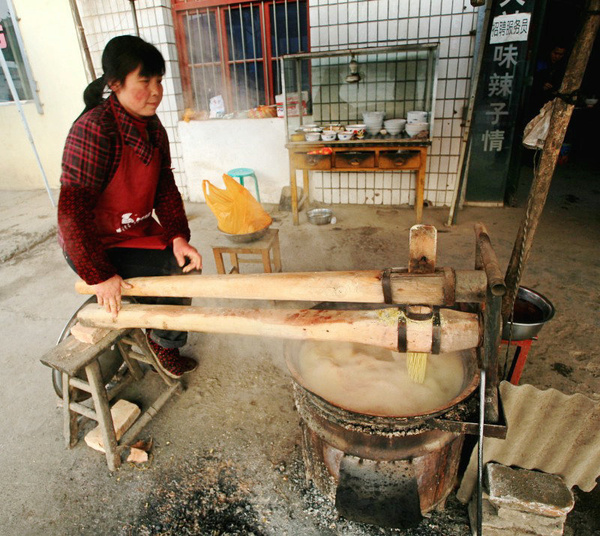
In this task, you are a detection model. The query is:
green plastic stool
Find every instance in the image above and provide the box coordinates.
[227,168,261,201]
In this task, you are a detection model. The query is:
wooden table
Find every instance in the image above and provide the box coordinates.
[286,139,431,225]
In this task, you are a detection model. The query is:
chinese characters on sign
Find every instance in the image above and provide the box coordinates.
[466,0,535,203]
[481,17,531,153]
[490,12,531,44]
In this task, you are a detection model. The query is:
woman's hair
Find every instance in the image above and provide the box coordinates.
[81,35,165,114]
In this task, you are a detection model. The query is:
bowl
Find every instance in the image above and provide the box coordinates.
[384,119,407,136]
[407,111,428,123]
[502,287,555,341]
[405,122,429,137]
[321,130,337,141]
[362,111,385,122]
[337,131,354,141]
[365,126,383,136]
[218,225,271,243]
[305,132,321,142]
[346,124,366,138]
[307,208,333,225]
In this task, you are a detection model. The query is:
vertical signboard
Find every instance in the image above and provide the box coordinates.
[466,0,535,203]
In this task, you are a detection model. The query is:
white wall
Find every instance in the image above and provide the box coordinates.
[179,118,289,204]
[0,0,87,190]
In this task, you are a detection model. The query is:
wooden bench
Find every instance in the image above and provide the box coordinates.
[40,327,182,470]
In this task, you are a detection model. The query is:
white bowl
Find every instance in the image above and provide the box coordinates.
[305,132,321,142]
[363,111,385,122]
[321,131,336,141]
[407,111,428,123]
[366,125,381,136]
[337,131,354,141]
[384,119,407,136]
[405,122,429,137]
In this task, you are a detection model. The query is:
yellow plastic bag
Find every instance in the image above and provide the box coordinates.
[203,174,272,234]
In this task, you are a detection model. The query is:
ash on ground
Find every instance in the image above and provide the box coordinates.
[125,448,471,536]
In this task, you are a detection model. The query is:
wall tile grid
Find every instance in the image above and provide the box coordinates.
[310,0,479,207]
[76,0,188,197]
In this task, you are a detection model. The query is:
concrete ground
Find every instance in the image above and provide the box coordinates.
[1,158,598,535]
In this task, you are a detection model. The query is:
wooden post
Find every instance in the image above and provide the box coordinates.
[503,0,600,320]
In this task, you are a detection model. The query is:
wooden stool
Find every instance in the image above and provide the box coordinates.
[40,328,182,470]
[212,228,282,274]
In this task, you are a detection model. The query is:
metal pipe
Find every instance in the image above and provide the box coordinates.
[249,3,259,106]
[129,0,140,36]
[0,47,55,208]
[187,12,201,110]
[68,0,95,82]
[237,4,250,110]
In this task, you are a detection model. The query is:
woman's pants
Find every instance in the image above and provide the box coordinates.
[65,247,191,348]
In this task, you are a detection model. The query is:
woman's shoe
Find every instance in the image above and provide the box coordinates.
[145,332,197,378]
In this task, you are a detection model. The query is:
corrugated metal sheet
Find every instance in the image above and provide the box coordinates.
[457,381,600,503]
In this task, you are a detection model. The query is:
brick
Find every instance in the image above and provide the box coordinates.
[468,496,565,536]
[84,399,141,453]
[486,463,574,517]
[70,322,111,345]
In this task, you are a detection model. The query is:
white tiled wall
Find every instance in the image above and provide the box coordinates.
[310,0,479,207]
[76,0,479,207]
[74,0,188,198]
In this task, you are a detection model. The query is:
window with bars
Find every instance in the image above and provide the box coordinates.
[172,0,309,116]
[0,0,35,103]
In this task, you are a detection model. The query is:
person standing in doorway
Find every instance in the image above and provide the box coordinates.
[58,35,202,378]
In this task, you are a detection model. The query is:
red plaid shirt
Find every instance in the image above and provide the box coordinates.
[58,93,190,284]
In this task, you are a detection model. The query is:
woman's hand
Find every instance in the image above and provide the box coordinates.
[172,237,202,273]
[93,275,133,318]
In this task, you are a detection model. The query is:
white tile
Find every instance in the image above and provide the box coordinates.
[441,138,451,155]
[408,19,418,40]
[398,2,409,18]
[427,173,439,191]
[396,19,408,40]
[449,156,459,172]
[444,100,456,118]
[451,14,464,35]
[400,188,410,205]
[428,156,440,173]
[358,1,368,22]
[431,137,442,153]
[439,15,451,37]
[382,189,391,205]
[441,119,452,137]
[451,137,461,156]
[391,189,400,205]
[348,189,357,204]
[418,17,430,39]
[357,174,366,189]
[378,21,388,41]
[358,21,368,43]
[431,0,443,16]
[435,100,444,118]
[387,21,398,41]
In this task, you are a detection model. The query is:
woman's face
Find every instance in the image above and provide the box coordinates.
[111,65,163,118]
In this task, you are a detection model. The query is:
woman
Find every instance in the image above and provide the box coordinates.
[58,35,202,378]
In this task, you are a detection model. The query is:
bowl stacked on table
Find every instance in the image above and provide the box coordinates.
[407,111,428,123]
[405,111,429,138]
[362,111,385,136]
[405,122,429,137]
[383,119,407,136]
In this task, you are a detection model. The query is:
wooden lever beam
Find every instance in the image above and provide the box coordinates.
[76,269,488,305]
[77,303,481,354]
